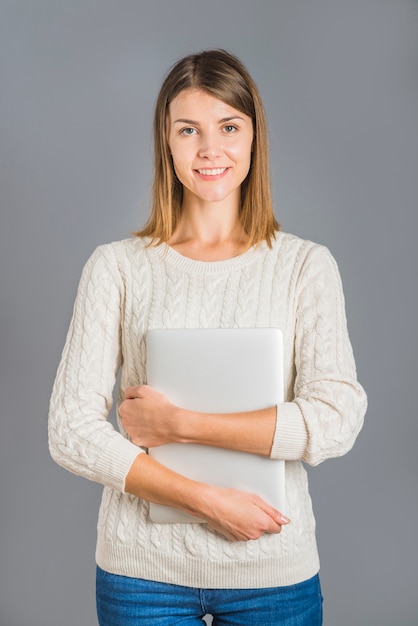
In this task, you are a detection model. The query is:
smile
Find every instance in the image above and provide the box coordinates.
[196,168,228,176]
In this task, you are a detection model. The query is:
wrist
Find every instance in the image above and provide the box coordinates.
[187,482,219,522]
[174,407,194,443]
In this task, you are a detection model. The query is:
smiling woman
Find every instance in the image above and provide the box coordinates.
[49,49,367,625]
[137,49,278,250]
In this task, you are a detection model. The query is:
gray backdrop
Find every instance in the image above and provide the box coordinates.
[1,1,417,625]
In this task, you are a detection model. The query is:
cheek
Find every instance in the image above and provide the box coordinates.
[170,156,190,187]
[229,139,253,165]
[171,161,184,184]
[169,148,185,178]
[170,142,190,171]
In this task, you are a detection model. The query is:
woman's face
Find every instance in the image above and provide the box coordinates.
[167,88,254,209]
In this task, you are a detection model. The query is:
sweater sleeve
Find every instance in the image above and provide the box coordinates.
[270,244,367,466]
[48,245,143,492]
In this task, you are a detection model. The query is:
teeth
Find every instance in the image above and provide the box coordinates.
[197,168,227,176]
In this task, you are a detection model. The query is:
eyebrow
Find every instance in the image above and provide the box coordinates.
[173,116,245,125]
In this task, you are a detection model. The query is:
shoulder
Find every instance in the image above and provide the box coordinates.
[86,236,151,268]
[96,236,150,260]
[269,230,334,267]
[268,231,342,288]
[79,237,152,287]
[272,230,325,255]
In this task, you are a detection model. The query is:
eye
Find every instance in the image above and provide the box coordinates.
[223,124,238,134]
[180,127,197,136]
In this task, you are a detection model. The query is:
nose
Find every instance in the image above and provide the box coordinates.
[197,131,222,159]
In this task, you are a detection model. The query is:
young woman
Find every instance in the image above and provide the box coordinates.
[49,49,367,625]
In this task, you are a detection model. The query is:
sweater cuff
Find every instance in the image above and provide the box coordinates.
[270,402,308,461]
[94,437,145,493]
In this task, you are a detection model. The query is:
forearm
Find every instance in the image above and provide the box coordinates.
[125,453,213,517]
[175,405,277,456]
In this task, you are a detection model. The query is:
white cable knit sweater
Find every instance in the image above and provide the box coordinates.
[49,231,367,589]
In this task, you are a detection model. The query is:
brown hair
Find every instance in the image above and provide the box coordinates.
[135,49,279,247]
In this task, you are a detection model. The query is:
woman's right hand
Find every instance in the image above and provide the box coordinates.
[199,485,290,542]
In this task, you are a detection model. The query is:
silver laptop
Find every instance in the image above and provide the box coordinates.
[146,328,285,523]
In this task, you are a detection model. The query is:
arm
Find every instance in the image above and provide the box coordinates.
[48,245,141,490]
[274,244,368,466]
[125,453,289,541]
[120,245,367,466]
[119,385,277,456]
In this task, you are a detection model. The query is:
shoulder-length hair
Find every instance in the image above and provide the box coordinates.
[135,49,279,247]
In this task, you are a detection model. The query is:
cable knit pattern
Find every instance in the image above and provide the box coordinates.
[48,231,367,588]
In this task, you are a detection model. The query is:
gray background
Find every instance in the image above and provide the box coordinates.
[1,1,417,625]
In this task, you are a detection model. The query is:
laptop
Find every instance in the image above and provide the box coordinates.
[146,328,285,523]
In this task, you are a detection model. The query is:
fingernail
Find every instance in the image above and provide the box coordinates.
[280,515,291,524]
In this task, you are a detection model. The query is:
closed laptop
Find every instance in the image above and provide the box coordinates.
[146,328,285,523]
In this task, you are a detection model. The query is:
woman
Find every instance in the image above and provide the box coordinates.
[49,49,367,625]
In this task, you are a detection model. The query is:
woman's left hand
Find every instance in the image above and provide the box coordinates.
[119,385,180,447]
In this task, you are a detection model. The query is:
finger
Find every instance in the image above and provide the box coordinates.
[257,500,291,526]
[125,385,146,399]
[273,511,291,525]
[267,508,290,526]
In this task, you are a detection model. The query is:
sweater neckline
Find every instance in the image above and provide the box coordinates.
[152,242,267,275]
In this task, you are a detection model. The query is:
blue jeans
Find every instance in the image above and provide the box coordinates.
[96,567,323,625]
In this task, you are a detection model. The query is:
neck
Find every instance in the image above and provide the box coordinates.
[168,201,249,262]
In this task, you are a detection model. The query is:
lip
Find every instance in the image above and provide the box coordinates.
[194,167,230,181]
